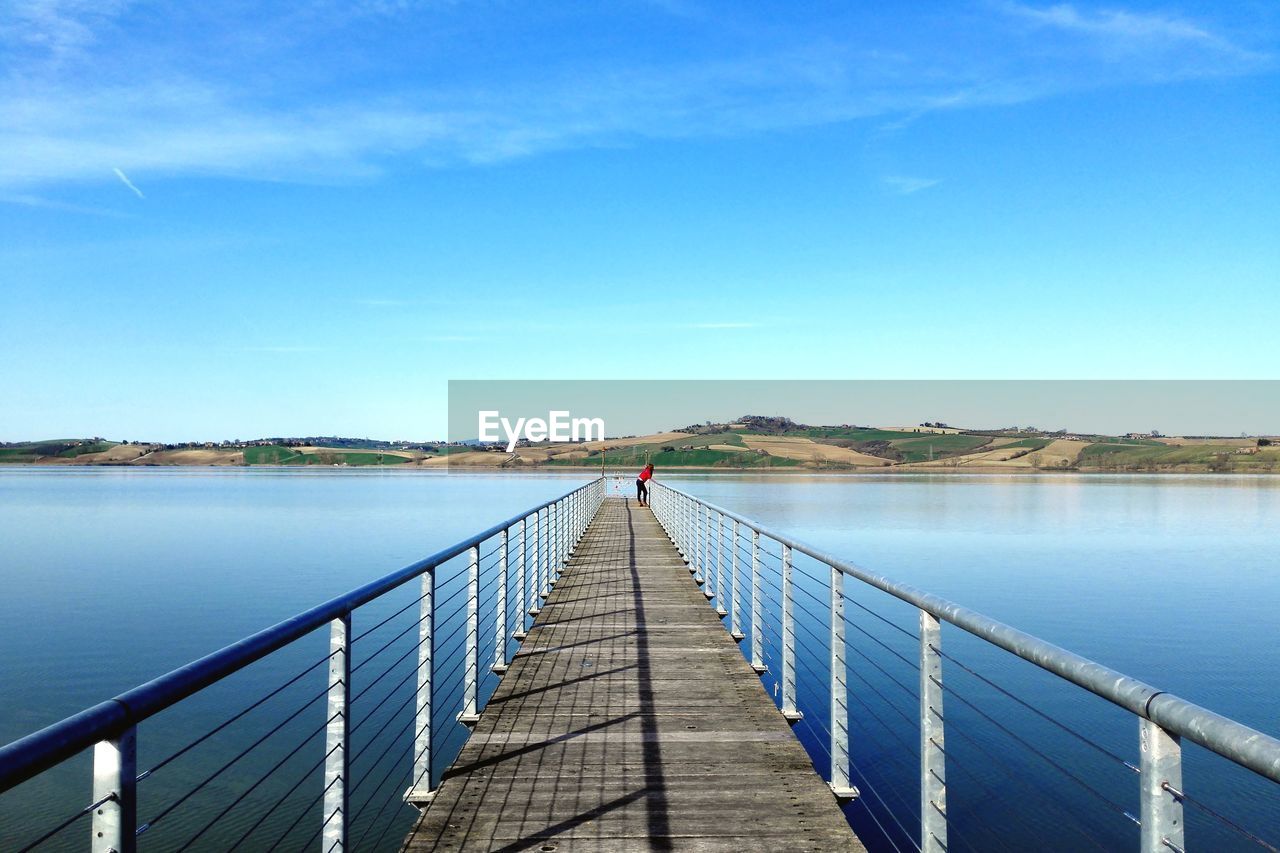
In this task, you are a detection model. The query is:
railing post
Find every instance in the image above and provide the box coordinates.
[540,506,550,598]
[406,570,434,804]
[920,610,947,852]
[781,544,801,722]
[493,528,509,674]
[677,495,687,560]
[514,518,528,640]
[531,509,543,614]
[1140,718,1184,853]
[730,519,744,640]
[751,529,765,673]
[713,514,726,614]
[703,509,717,602]
[323,613,350,851]
[459,545,480,725]
[830,566,857,799]
[694,504,705,583]
[90,727,137,853]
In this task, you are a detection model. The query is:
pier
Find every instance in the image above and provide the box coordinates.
[2,476,1279,852]
[402,497,862,851]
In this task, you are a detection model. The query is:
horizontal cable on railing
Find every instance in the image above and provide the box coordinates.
[844,664,919,737]
[139,649,335,781]
[356,765,415,850]
[845,595,916,641]
[350,714,416,800]
[841,632,918,705]
[367,771,416,852]
[298,778,344,853]
[266,773,339,852]
[795,711,919,853]
[432,595,472,635]
[843,613,920,673]
[931,642,1136,772]
[352,591,429,644]
[139,681,338,832]
[351,610,428,676]
[227,743,338,849]
[930,673,1135,825]
[173,709,337,850]
[15,792,115,852]
[351,639,423,705]
[349,659,423,742]
[1165,783,1279,851]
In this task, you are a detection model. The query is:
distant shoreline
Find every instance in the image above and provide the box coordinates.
[5,462,1280,476]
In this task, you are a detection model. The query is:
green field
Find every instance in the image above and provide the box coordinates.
[548,445,796,468]
[787,427,937,442]
[0,439,117,462]
[242,446,412,466]
[242,445,304,464]
[998,438,1051,451]
[890,434,991,463]
[1080,443,1278,471]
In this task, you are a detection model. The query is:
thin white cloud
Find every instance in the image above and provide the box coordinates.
[883,176,940,195]
[1002,3,1214,45]
[112,167,143,198]
[0,192,131,217]
[0,4,1269,190]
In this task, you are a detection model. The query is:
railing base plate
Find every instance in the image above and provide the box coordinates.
[751,663,768,674]
[782,710,804,723]
[405,786,436,807]
[457,713,482,726]
[491,664,509,674]
[731,631,745,640]
[716,608,728,616]
[829,784,860,801]
[513,631,528,640]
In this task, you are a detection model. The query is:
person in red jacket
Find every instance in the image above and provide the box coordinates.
[636,463,654,506]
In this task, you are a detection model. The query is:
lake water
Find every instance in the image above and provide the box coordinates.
[0,469,1276,851]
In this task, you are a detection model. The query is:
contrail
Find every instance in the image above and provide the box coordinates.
[113,168,144,199]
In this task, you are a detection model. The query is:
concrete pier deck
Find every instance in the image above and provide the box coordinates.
[402,496,864,852]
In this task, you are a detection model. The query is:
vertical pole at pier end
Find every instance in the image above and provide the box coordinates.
[730,519,744,640]
[91,727,137,853]
[407,571,435,805]
[324,613,351,851]
[493,528,509,674]
[1140,718,1184,853]
[920,610,947,853]
[781,544,801,722]
[830,567,857,800]
[459,545,481,726]
[750,529,765,674]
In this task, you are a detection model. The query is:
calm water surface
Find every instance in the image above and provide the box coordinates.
[0,469,1276,850]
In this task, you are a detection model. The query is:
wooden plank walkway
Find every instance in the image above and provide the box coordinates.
[402,497,865,852]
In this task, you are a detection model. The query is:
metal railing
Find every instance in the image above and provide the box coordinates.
[649,481,1280,853]
[0,478,605,852]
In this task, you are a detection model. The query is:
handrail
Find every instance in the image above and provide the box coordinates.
[0,478,602,794]
[652,481,1280,784]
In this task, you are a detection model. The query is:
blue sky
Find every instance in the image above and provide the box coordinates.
[2,1,1277,441]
